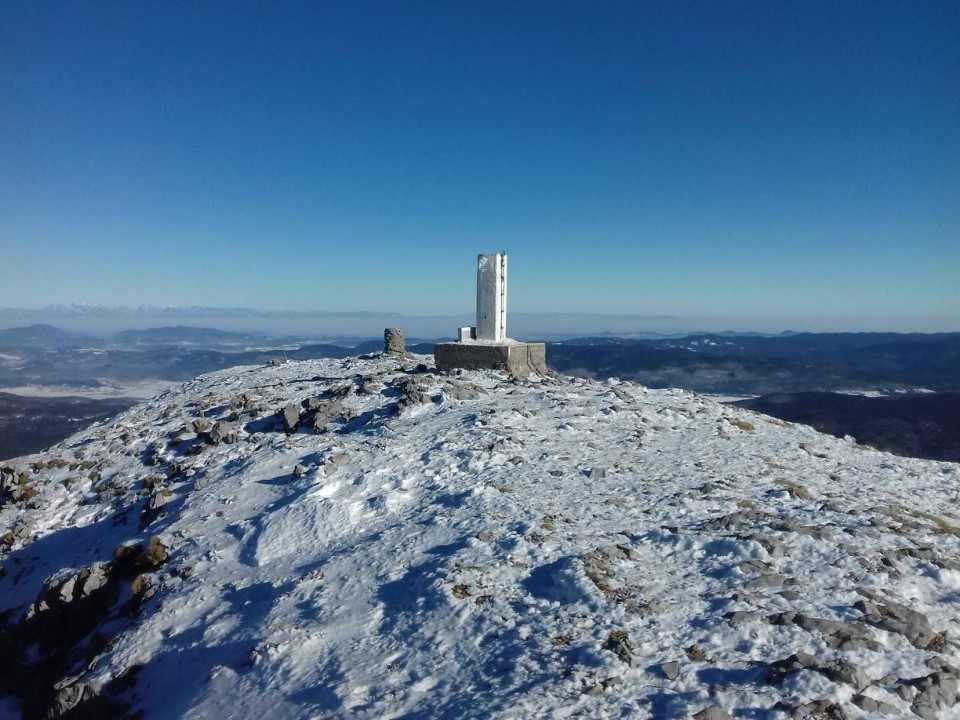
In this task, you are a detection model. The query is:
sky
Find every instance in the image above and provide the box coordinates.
[1,1,958,333]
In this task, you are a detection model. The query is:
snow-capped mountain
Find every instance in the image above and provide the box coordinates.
[1,354,958,719]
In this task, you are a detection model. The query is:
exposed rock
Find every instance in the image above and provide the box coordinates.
[659,660,680,680]
[908,670,959,719]
[692,706,733,720]
[443,382,485,401]
[357,375,384,396]
[768,612,881,651]
[700,509,771,533]
[208,421,239,445]
[281,403,302,432]
[77,563,110,597]
[827,659,872,692]
[146,487,173,512]
[725,610,761,628]
[854,597,938,649]
[191,418,212,434]
[767,651,871,691]
[852,694,901,715]
[302,397,324,412]
[230,393,262,414]
[744,573,785,591]
[306,400,346,434]
[324,453,350,475]
[581,544,637,598]
[604,630,635,665]
[747,532,787,559]
[767,651,825,683]
[393,377,433,410]
[776,699,851,720]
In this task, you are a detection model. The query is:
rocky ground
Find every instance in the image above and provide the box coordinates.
[1,353,958,719]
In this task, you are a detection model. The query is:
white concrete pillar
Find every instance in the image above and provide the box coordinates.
[476,253,507,342]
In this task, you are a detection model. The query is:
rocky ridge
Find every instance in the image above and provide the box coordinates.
[0,353,958,719]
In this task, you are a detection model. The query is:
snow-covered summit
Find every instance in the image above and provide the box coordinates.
[1,354,958,719]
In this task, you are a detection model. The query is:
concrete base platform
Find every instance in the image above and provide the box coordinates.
[434,341,547,377]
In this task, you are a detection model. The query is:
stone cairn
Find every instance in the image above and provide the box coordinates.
[384,327,405,355]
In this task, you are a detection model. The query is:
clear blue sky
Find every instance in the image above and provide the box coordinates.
[2,1,957,331]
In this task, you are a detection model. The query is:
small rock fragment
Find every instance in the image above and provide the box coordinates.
[660,661,680,680]
[692,706,733,720]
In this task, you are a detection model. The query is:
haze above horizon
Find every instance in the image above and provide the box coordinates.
[2,1,957,333]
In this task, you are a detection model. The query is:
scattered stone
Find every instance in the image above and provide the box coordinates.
[230,393,262,414]
[443,382,485,401]
[852,694,900,715]
[748,533,787,559]
[581,544,637,598]
[854,597,939,650]
[601,675,622,690]
[659,660,680,680]
[393,377,433,410]
[324,453,350,475]
[191,418,212,434]
[768,651,872,692]
[148,485,172,507]
[303,397,324,412]
[307,400,346,434]
[357,375,384,395]
[208,421,239,445]
[907,670,959,719]
[692,706,733,720]
[766,651,826,685]
[827,659,872,692]
[744,573,786,590]
[292,464,306,479]
[281,404,302,432]
[604,631,635,665]
[767,612,881,651]
[78,563,110,597]
[776,699,851,720]
[738,559,772,575]
[725,610,761,628]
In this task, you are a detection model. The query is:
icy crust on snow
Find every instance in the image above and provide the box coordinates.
[2,354,960,719]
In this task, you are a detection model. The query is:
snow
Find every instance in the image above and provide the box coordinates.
[1,353,959,719]
[1,380,174,399]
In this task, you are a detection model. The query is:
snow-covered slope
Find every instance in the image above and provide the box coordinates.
[1,354,958,719]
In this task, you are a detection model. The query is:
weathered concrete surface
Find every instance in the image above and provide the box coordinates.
[476,253,507,342]
[434,341,547,377]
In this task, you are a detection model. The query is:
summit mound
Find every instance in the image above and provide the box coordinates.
[1,354,959,719]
